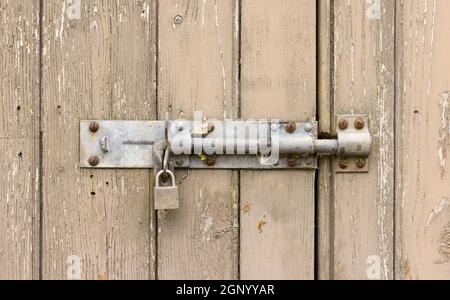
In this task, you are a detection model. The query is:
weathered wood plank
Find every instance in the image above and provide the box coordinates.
[333,0,395,279]
[41,0,156,279]
[240,0,316,279]
[317,0,333,280]
[396,0,450,280]
[157,0,239,280]
[0,0,40,280]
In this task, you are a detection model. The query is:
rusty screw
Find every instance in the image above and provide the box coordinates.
[356,159,366,169]
[354,117,365,130]
[285,122,297,134]
[287,158,297,168]
[304,157,314,166]
[338,159,349,170]
[88,156,100,167]
[338,119,349,130]
[89,121,100,133]
[205,156,216,167]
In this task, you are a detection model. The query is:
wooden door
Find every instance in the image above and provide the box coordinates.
[1,0,449,280]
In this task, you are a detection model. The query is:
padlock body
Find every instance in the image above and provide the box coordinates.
[154,186,179,210]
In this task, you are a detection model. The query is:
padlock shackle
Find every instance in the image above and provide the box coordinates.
[155,170,176,187]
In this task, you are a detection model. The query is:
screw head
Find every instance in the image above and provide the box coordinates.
[88,156,100,167]
[271,124,279,131]
[338,119,349,130]
[287,158,297,168]
[338,159,349,170]
[89,121,100,133]
[354,117,365,130]
[175,158,184,166]
[205,157,216,167]
[304,157,314,166]
[173,15,183,25]
[304,123,313,133]
[285,122,297,134]
[356,159,366,169]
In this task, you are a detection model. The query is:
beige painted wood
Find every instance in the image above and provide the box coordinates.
[240,0,316,280]
[333,0,395,279]
[41,0,156,279]
[317,0,333,280]
[0,0,40,280]
[157,0,239,280]
[396,0,450,280]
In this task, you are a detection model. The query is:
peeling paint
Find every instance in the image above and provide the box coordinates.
[436,223,450,264]
[213,0,228,119]
[426,198,450,226]
[438,91,449,177]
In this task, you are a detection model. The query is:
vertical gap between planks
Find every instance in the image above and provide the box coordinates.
[316,0,334,280]
[329,0,335,281]
[314,0,320,280]
[392,0,399,280]
[38,0,44,281]
[154,0,160,281]
[235,0,242,280]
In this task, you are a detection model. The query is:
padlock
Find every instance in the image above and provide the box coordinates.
[154,170,179,210]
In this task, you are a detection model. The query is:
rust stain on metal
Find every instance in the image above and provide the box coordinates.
[285,122,297,133]
[339,159,349,170]
[88,156,100,167]
[354,117,365,130]
[287,158,297,168]
[356,159,366,169]
[89,121,100,133]
[338,119,349,130]
[205,156,216,167]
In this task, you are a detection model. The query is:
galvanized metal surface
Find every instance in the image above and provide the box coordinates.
[336,115,371,173]
[80,118,371,170]
[80,120,320,169]
[154,170,179,210]
[80,121,165,168]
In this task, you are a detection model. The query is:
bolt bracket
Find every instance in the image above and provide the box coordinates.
[336,115,371,173]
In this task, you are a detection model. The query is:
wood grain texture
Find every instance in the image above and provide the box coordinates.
[240,0,316,279]
[333,0,395,279]
[41,0,156,279]
[396,0,450,280]
[0,0,40,280]
[157,0,239,280]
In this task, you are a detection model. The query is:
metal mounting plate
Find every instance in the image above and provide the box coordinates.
[80,120,318,170]
[80,121,165,168]
[336,115,370,173]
